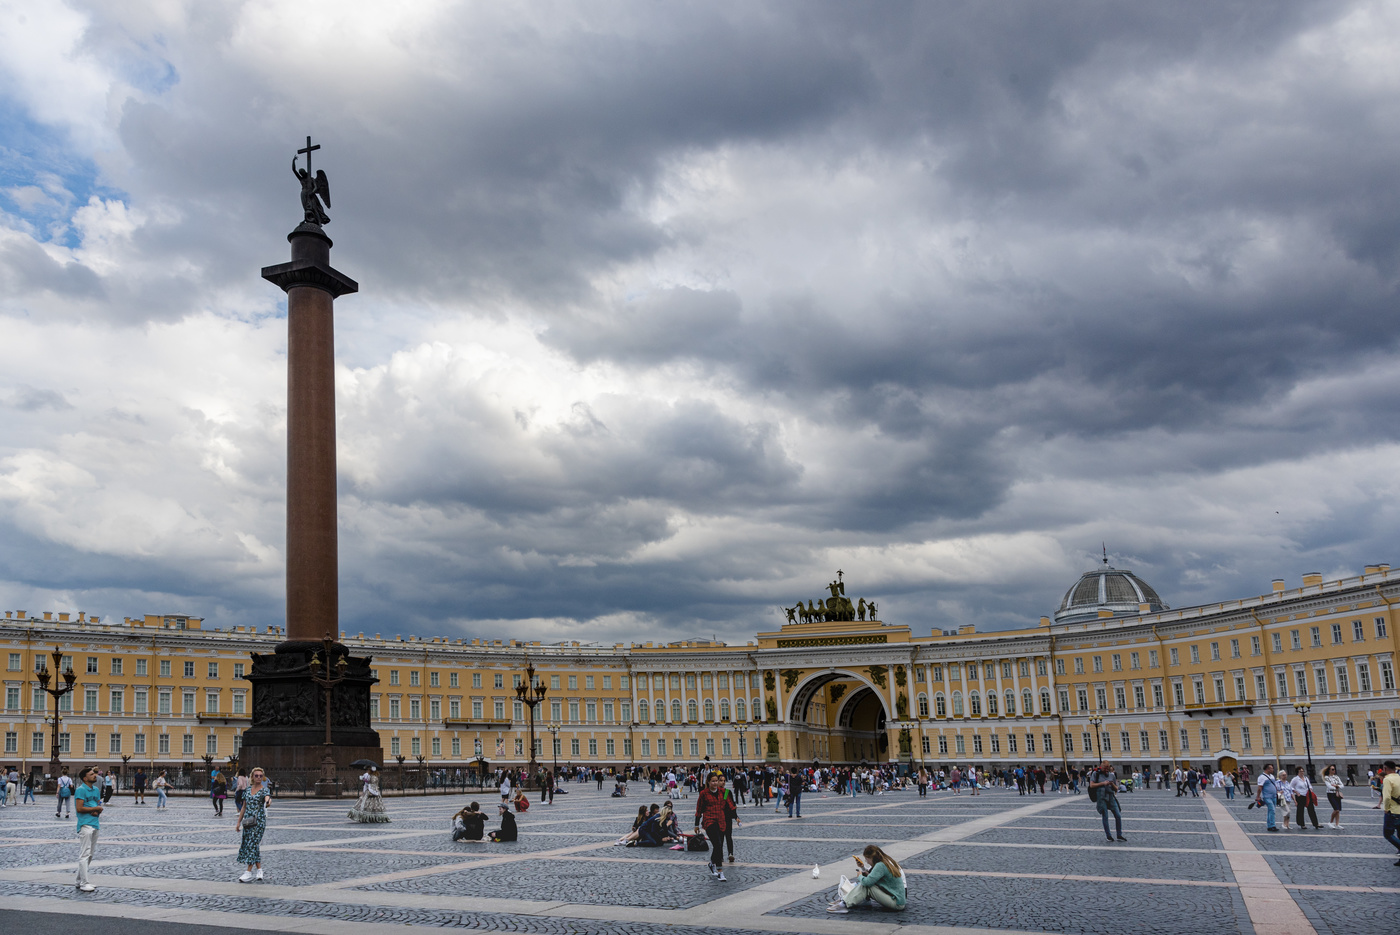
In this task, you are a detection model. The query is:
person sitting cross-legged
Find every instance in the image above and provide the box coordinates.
[827,845,906,913]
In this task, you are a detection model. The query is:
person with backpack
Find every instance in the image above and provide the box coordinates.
[1254,762,1282,832]
[55,768,74,819]
[1089,760,1126,842]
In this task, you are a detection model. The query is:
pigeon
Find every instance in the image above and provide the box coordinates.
[812,863,820,879]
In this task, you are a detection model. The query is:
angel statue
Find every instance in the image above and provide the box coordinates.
[295,154,331,226]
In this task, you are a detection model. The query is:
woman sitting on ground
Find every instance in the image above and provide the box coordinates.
[828,845,906,914]
[452,802,485,841]
[489,803,518,842]
[615,805,651,845]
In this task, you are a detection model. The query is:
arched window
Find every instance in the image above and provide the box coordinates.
[970,692,982,716]
[1005,690,1016,716]
[1023,689,1033,715]
[987,693,998,716]
[671,700,683,723]
[935,692,946,717]
[735,698,747,721]
[703,699,714,721]
[637,699,649,722]
[952,691,964,716]
[719,699,730,721]
[917,693,929,717]
[1040,690,1052,714]
[687,699,699,722]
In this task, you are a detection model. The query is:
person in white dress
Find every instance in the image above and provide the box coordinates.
[347,766,390,823]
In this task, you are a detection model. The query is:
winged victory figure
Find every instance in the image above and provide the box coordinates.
[294,156,331,226]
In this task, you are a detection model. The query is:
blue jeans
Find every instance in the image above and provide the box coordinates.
[1225,785,1234,799]
[1383,813,1400,853]
[1097,795,1122,838]
[787,791,802,817]
[1263,794,1277,828]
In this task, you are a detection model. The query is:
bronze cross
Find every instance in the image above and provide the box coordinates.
[298,135,321,173]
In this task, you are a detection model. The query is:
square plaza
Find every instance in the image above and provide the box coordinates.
[1,782,1395,935]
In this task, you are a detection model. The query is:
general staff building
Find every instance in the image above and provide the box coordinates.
[2,564,1397,782]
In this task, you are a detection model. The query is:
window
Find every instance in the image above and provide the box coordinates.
[183,660,195,678]
[952,691,964,716]
[1353,620,1364,641]
[955,734,966,754]
[1390,719,1400,747]
[84,732,96,754]
[686,699,698,721]
[85,656,97,674]
[1040,690,1051,714]
[234,663,244,679]
[1055,659,1065,675]
[3,731,15,753]
[449,672,458,688]
[1235,676,1246,700]
[6,652,17,671]
[1112,654,1122,671]
[495,673,505,689]
[182,734,194,755]
[1295,669,1307,697]
[1336,666,1350,693]
[473,673,482,688]
[1148,649,1159,668]
[1093,656,1103,673]
[1256,673,1267,699]
[1190,646,1200,664]
[1377,616,1389,639]
[85,689,98,712]
[1058,688,1069,711]
[429,671,439,687]
[390,698,402,719]
[686,673,697,689]
[973,734,983,754]
[4,687,16,710]
[389,671,400,686]
[1250,635,1261,655]
[1192,681,1204,705]
[1230,639,1240,658]
[206,691,218,713]
[1096,687,1108,709]
[1101,732,1111,753]
[1158,729,1169,752]
[1276,670,1288,699]
[1271,633,1283,653]
[735,699,747,720]
[406,671,418,687]
[1114,687,1126,709]
[991,734,1002,754]
[583,675,595,690]
[1173,683,1184,706]
[1200,726,1210,751]
[1170,648,1179,666]
[1344,720,1356,746]
[701,699,713,721]
[671,700,682,722]
[160,659,171,677]
[1133,686,1145,708]
[1241,725,1251,750]
[233,693,246,714]
[1331,622,1343,644]
[1074,657,1084,674]
[917,694,929,717]
[1283,723,1295,749]
[1358,663,1372,692]
[1381,660,1395,691]
[1261,724,1272,750]
[1121,731,1131,752]
[1210,642,1220,661]
[496,700,507,719]
[1129,652,1140,670]
[934,665,945,681]
[1153,684,1163,706]
[1179,727,1189,752]
[1082,731,1092,752]
[412,736,423,756]
[970,692,982,716]
[158,690,171,714]
[33,732,44,754]
[1077,688,1089,711]
[1323,721,1335,747]
[1212,677,1224,701]
[1308,626,1320,648]
[430,699,441,720]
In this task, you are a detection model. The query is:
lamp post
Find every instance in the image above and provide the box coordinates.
[395,753,406,792]
[121,754,132,792]
[308,633,350,797]
[515,661,548,788]
[415,753,426,793]
[1293,702,1315,781]
[1089,715,1104,762]
[547,721,561,777]
[735,722,749,769]
[35,646,77,781]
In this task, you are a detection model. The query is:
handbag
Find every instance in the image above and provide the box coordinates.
[1306,789,1318,807]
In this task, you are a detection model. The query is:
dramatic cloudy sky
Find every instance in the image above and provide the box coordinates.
[2,1,1399,645]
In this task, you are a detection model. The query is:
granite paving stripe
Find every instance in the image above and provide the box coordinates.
[1203,790,1314,934]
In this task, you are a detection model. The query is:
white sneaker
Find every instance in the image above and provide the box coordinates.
[255,869,264,881]
[238,871,254,883]
[78,883,95,893]
[1335,824,1343,830]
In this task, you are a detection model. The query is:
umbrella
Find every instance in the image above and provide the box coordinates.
[349,759,380,768]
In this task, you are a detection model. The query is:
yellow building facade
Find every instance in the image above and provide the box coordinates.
[2,565,1398,781]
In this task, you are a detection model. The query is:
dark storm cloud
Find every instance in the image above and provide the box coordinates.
[2,0,1399,641]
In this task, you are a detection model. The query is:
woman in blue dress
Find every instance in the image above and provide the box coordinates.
[235,767,271,882]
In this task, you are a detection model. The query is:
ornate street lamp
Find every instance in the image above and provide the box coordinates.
[515,661,547,787]
[547,721,561,776]
[415,753,426,793]
[1293,702,1315,781]
[735,722,749,769]
[1088,715,1104,762]
[395,753,406,791]
[35,646,77,780]
[308,633,350,797]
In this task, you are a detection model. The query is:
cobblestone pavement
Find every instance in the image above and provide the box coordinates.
[2,782,1396,935]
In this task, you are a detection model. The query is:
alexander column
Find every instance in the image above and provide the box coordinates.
[239,137,382,795]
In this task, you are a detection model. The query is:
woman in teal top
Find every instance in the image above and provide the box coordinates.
[828,844,906,913]
[235,767,271,882]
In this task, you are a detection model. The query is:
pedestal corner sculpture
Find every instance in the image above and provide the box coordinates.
[239,136,381,795]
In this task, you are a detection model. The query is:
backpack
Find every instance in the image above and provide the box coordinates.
[686,833,709,851]
[1087,781,1098,802]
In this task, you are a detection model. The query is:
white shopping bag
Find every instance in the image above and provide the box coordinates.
[837,874,856,899]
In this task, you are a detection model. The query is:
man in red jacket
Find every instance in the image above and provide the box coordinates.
[694,771,738,881]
